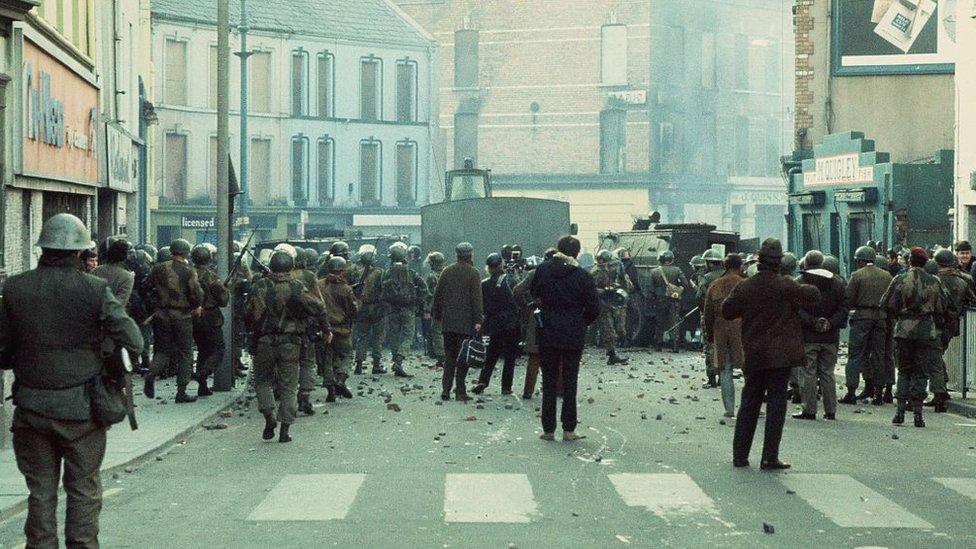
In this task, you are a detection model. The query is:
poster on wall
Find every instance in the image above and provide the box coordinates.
[832,0,956,75]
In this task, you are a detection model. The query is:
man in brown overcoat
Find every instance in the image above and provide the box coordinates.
[431,242,483,401]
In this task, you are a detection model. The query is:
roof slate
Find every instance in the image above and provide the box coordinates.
[150,0,432,48]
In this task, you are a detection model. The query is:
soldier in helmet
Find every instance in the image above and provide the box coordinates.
[317,256,357,402]
[190,245,229,397]
[841,246,893,405]
[330,241,350,260]
[157,246,173,264]
[380,242,427,378]
[591,249,629,365]
[305,248,320,273]
[649,250,687,353]
[407,245,426,351]
[881,247,948,428]
[1,214,143,548]
[424,252,447,369]
[92,237,135,308]
[245,251,329,443]
[229,244,254,377]
[696,249,725,387]
[617,247,643,346]
[927,248,976,412]
[350,244,387,375]
[290,247,325,415]
[146,239,204,403]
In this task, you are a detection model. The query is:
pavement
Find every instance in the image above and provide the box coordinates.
[3,347,976,548]
[0,375,244,523]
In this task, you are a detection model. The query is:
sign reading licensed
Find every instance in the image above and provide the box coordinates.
[803,153,875,187]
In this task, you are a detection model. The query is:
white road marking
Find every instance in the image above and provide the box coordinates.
[608,473,719,520]
[780,474,932,529]
[444,474,538,523]
[247,474,364,521]
[933,477,976,502]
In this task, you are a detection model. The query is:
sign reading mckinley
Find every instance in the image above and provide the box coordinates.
[802,153,875,187]
[21,38,99,185]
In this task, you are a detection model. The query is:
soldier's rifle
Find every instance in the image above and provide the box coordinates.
[225,229,259,286]
[663,306,700,335]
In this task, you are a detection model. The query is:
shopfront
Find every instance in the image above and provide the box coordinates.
[100,122,141,239]
[787,131,953,276]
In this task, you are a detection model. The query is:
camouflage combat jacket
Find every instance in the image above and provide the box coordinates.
[195,265,230,309]
[937,268,976,338]
[149,258,204,316]
[881,267,949,341]
[245,273,327,337]
[318,274,358,336]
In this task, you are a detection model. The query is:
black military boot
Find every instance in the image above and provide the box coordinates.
[607,351,628,365]
[278,422,292,443]
[871,386,884,406]
[838,387,857,405]
[892,400,907,425]
[371,357,387,375]
[197,376,213,397]
[143,373,156,399]
[913,401,925,428]
[855,382,873,401]
[298,393,315,415]
[393,359,414,378]
[336,383,353,399]
[175,386,197,404]
[883,385,894,403]
[262,413,276,440]
[934,393,948,413]
[354,361,364,375]
[325,386,336,403]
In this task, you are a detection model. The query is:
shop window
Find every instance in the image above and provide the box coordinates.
[164,132,187,204]
[250,51,272,113]
[802,213,822,252]
[291,135,308,206]
[164,39,187,106]
[396,140,417,207]
[600,109,627,175]
[292,49,309,116]
[250,138,272,206]
[317,51,335,118]
[454,29,479,88]
[360,140,382,206]
[600,23,627,86]
[317,137,335,204]
[361,56,382,121]
[701,32,716,89]
[396,59,417,122]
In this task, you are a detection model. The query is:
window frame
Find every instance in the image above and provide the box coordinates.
[164,36,189,106]
[359,138,383,206]
[163,130,189,204]
[395,58,418,123]
[395,139,418,207]
[291,48,310,117]
[249,137,273,206]
[316,50,336,118]
[291,134,310,206]
[316,135,336,205]
[249,48,273,114]
[360,55,384,121]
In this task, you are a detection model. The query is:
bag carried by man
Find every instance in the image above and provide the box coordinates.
[457,337,487,369]
[658,267,684,300]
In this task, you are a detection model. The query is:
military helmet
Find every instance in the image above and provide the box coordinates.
[294,247,308,269]
[935,248,956,267]
[269,250,295,273]
[614,247,629,260]
[659,250,675,262]
[191,245,212,266]
[389,242,409,262]
[702,249,722,263]
[138,243,159,261]
[608,288,629,307]
[876,254,887,266]
[36,213,91,251]
[274,243,298,259]
[690,255,705,268]
[500,244,514,261]
[780,252,798,276]
[327,256,347,273]
[329,241,350,258]
[232,241,243,254]
[803,250,824,269]
[596,249,613,263]
[823,255,840,275]
[924,259,940,274]
[408,245,422,259]
[357,244,377,265]
[203,242,217,256]
[170,239,192,256]
[486,252,504,268]
[157,246,173,263]
[455,242,474,258]
[427,251,445,269]
[305,248,320,265]
[854,246,876,262]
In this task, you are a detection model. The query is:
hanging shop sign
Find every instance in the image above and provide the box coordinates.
[802,153,875,187]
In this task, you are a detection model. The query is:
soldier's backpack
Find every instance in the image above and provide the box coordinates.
[381,264,417,307]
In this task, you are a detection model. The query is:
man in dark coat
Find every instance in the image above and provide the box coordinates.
[929,248,976,411]
[530,236,601,442]
[473,253,520,395]
[722,238,820,469]
[431,242,484,401]
[1,214,143,548]
[793,251,848,421]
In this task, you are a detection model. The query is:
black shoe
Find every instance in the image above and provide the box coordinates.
[791,393,803,405]
[760,460,791,471]
[440,393,451,401]
[883,385,894,403]
[838,389,857,405]
[393,365,414,378]
[913,403,925,427]
[455,392,471,402]
[372,364,387,375]
[792,412,816,420]
[471,384,486,395]
[521,393,533,400]
[607,354,629,365]
[298,396,315,416]
[893,402,907,425]
[354,363,364,375]
[262,415,276,440]
[824,413,836,420]
[279,423,292,443]
[923,399,937,407]
[855,385,873,401]
[143,373,156,399]
[325,387,336,403]
[733,459,750,468]
[336,384,353,399]
[197,379,213,397]
[174,390,197,404]
[934,401,948,413]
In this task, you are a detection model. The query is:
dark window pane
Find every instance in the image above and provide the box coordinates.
[292,139,306,205]
[318,55,333,117]
[396,143,415,206]
[360,142,380,205]
[292,53,305,115]
[361,60,379,121]
[318,139,333,203]
[397,62,415,122]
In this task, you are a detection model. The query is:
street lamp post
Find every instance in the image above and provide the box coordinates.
[215,0,233,391]
[236,0,251,233]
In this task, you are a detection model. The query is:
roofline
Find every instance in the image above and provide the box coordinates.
[382,0,436,44]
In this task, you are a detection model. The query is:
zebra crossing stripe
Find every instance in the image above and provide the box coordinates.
[247,474,365,521]
[933,477,976,502]
[444,474,539,523]
[780,474,932,529]
[608,473,719,520]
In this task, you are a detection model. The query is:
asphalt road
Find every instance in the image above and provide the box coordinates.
[3,348,976,549]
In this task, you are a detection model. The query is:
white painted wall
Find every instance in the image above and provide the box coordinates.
[954,2,976,242]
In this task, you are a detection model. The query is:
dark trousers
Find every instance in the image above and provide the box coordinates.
[733,367,790,463]
[540,347,582,433]
[192,309,225,381]
[478,327,520,391]
[442,332,470,396]
[847,318,886,390]
[894,338,940,403]
[13,413,107,549]
[151,313,194,387]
